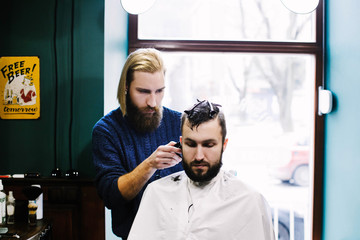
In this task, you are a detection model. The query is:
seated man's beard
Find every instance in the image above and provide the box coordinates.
[126,97,163,133]
[182,155,223,183]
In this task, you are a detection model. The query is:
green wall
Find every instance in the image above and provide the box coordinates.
[0,0,104,177]
[324,0,360,239]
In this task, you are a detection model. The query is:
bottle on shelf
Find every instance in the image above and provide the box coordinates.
[28,200,38,226]
[6,191,15,224]
[0,180,6,225]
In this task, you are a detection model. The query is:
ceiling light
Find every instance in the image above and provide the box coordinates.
[120,0,157,15]
[280,0,319,14]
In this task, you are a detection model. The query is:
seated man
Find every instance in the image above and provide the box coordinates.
[128,100,275,240]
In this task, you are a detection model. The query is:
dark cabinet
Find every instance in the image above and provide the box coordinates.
[2,178,105,240]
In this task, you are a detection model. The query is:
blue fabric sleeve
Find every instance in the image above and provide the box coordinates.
[92,124,128,208]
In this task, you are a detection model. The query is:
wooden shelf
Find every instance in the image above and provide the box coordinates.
[2,178,105,240]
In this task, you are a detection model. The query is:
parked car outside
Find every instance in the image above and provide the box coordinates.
[272,145,309,186]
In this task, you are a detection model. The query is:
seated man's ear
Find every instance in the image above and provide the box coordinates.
[223,138,229,151]
[180,136,182,144]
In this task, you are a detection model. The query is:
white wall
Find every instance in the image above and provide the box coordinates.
[104,0,128,115]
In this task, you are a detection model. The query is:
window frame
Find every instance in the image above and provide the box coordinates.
[128,1,324,238]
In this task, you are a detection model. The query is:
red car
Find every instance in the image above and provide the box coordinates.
[273,146,309,186]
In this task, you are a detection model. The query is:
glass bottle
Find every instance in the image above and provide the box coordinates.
[6,191,15,224]
[0,180,6,225]
[28,200,37,226]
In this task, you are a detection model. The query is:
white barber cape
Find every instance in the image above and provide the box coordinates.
[128,170,275,240]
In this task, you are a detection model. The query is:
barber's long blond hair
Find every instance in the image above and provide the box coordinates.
[117,48,165,116]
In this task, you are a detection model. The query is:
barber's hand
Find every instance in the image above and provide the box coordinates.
[147,141,182,170]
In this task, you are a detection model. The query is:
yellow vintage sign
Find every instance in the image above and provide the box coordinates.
[0,56,40,119]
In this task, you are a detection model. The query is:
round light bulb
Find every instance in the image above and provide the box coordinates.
[280,0,319,14]
[120,0,157,15]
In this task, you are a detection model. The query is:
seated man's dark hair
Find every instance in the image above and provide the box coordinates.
[181,100,227,142]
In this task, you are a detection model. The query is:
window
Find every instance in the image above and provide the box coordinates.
[129,0,324,239]
[137,0,315,42]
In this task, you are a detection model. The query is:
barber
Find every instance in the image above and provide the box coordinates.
[92,48,183,239]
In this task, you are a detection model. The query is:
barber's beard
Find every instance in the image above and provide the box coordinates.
[182,151,223,183]
[126,96,163,133]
